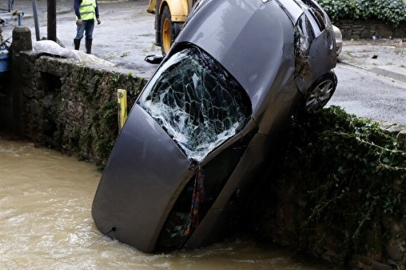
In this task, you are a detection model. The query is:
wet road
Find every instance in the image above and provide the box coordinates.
[11,0,161,77]
[330,64,406,125]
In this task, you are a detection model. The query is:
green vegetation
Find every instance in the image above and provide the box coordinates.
[109,72,122,86]
[94,101,118,169]
[275,106,406,261]
[319,0,406,26]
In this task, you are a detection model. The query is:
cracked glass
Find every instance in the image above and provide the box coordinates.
[138,47,251,162]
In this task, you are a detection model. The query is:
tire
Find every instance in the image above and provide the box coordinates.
[303,72,337,113]
[160,6,182,55]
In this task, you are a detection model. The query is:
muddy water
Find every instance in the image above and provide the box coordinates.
[0,138,337,270]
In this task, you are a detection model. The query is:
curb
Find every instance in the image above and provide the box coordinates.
[22,7,73,19]
[338,60,406,84]
[369,67,406,84]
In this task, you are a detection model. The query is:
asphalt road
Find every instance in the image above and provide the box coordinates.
[331,64,406,125]
[7,0,406,125]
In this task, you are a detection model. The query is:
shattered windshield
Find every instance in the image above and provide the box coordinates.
[138,47,251,162]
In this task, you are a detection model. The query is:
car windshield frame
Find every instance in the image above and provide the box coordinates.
[138,46,252,162]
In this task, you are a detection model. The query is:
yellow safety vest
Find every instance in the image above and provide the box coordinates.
[79,0,96,21]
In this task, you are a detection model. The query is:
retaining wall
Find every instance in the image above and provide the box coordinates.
[335,19,406,40]
[251,113,406,270]
[16,52,146,167]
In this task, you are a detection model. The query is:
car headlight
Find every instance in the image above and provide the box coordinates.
[333,25,342,40]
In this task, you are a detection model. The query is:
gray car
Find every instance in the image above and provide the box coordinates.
[92,0,337,253]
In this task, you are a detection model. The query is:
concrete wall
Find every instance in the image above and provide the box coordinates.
[13,50,146,167]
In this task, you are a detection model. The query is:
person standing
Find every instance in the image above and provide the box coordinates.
[73,0,101,54]
[8,0,14,12]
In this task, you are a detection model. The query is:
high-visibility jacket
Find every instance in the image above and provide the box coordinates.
[79,0,97,21]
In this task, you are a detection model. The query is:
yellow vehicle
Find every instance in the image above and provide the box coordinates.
[147,0,196,55]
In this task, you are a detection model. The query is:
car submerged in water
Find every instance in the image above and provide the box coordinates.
[92,0,338,253]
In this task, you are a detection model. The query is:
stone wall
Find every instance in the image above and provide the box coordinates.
[335,19,406,40]
[17,52,146,167]
[250,109,406,270]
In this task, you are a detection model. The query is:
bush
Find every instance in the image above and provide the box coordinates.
[318,0,406,26]
[270,106,406,261]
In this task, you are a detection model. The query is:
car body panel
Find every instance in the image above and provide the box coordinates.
[176,0,297,117]
[296,28,337,92]
[184,131,278,249]
[92,104,192,253]
[175,0,336,131]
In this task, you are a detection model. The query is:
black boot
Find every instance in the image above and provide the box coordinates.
[74,39,81,50]
[85,38,92,54]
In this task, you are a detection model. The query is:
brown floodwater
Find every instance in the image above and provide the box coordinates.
[0,137,338,270]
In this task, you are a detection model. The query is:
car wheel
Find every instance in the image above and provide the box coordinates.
[303,72,337,113]
[160,6,182,55]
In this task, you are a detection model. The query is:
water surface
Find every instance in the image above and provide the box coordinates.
[0,137,337,270]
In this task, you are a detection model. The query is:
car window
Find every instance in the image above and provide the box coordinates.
[308,7,326,31]
[295,0,326,33]
[138,46,251,162]
[295,13,315,54]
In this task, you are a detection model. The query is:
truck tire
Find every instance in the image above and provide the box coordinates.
[160,6,182,55]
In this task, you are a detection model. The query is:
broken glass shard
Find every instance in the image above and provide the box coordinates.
[139,47,251,162]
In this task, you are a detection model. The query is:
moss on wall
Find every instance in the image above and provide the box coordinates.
[250,106,406,269]
[19,53,147,168]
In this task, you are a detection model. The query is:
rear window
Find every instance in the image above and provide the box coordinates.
[138,46,252,162]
